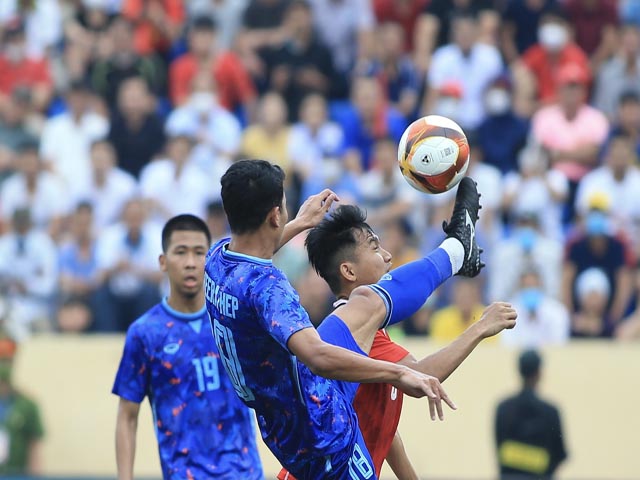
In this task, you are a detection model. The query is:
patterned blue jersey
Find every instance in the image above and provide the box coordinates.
[204,239,362,477]
[112,298,263,480]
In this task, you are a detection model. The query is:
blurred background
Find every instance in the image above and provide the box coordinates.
[0,0,639,478]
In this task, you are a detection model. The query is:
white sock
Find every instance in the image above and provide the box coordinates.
[439,237,465,274]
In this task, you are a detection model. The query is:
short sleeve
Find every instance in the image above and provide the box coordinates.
[369,331,409,363]
[112,323,150,403]
[250,270,313,351]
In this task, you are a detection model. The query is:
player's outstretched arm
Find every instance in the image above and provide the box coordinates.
[115,398,141,480]
[399,302,517,382]
[386,432,419,480]
[276,189,339,252]
[288,327,456,420]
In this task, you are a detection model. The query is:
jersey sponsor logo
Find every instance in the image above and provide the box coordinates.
[163,343,180,354]
[390,386,398,401]
[380,273,392,281]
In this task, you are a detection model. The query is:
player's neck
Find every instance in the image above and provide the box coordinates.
[228,233,277,260]
[166,291,205,314]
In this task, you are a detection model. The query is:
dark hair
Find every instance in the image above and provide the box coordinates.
[608,130,634,145]
[220,160,285,234]
[618,90,640,106]
[305,205,372,294]
[75,201,93,214]
[190,15,217,32]
[16,139,40,154]
[162,214,211,252]
[519,349,541,379]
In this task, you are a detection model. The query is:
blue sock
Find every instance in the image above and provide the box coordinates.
[369,247,455,328]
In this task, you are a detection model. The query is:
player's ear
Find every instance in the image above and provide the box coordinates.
[339,261,356,283]
[268,205,281,228]
[159,253,167,272]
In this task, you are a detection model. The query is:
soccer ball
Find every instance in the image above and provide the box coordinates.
[397,115,470,194]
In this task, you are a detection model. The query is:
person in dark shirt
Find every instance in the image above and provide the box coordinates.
[108,76,165,178]
[495,350,568,479]
[421,0,495,49]
[501,0,561,62]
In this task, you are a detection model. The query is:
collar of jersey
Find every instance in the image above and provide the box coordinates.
[222,243,272,265]
[161,297,207,320]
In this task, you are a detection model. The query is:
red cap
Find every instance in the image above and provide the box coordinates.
[557,63,589,86]
[0,337,16,360]
[439,80,464,98]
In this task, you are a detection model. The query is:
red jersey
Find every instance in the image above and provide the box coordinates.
[278,329,409,479]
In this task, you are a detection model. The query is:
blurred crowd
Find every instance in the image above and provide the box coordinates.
[0,0,639,346]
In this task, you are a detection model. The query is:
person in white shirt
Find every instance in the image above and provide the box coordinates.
[139,134,216,221]
[39,80,109,193]
[72,139,138,233]
[575,132,640,252]
[0,141,69,239]
[423,13,503,131]
[501,267,570,348]
[0,208,57,339]
[93,198,162,332]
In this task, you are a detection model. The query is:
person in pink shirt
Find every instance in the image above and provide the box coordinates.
[531,62,609,222]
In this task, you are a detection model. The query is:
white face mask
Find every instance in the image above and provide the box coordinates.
[435,97,460,120]
[485,88,511,115]
[188,92,217,114]
[538,23,568,52]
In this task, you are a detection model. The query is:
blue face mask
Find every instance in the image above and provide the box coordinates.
[520,287,543,311]
[517,227,537,252]
[586,211,609,236]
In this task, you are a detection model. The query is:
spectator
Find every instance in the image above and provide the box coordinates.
[423,12,503,132]
[259,0,336,120]
[575,133,640,253]
[429,277,487,342]
[503,146,568,240]
[186,0,248,50]
[169,15,257,116]
[308,0,376,75]
[562,198,635,324]
[90,16,166,107]
[39,80,109,193]
[0,0,62,58]
[359,21,421,120]
[495,350,568,479]
[372,0,428,53]
[139,134,215,220]
[501,267,570,347]
[608,91,640,158]
[620,0,640,27]
[501,0,561,64]
[94,198,162,332]
[0,208,57,337]
[57,202,99,333]
[0,19,53,113]
[516,8,589,107]
[107,76,166,178]
[489,212,563,303]
[0,335,44,475]
[241,91,292,174]
[572,267,613,338]
[477,76,530,174]
[593,25,640,120]
[0,89,38,182]
[72,139,137,234]
[531,63,608,221]
[563,0,618,68]
[616,267,640,340]
[0,141,68,238]
[415,0,497,59]
[356,136,420,232]
[333,76,406,171]
[205,200,229,245]
[165,70,241,175]
[121,0,185,56]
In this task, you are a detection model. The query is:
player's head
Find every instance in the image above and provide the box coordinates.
[160,214,212,298]
[518,349,542,387]
[305,205,392,297]
[220,160,287,237]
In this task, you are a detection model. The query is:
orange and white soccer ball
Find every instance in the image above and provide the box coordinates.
[397,115,470,194]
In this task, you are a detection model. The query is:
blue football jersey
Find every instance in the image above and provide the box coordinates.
[112,298,263,480]
[204,239,363,476]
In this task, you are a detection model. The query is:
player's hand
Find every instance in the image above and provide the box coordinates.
[395,367,456,421]
[295,189,340,229]
[477,302,518,338]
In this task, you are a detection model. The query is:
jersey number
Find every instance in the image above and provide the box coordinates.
[213,319,255,402]
[348,444,374,479]
[192,357,220,392]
